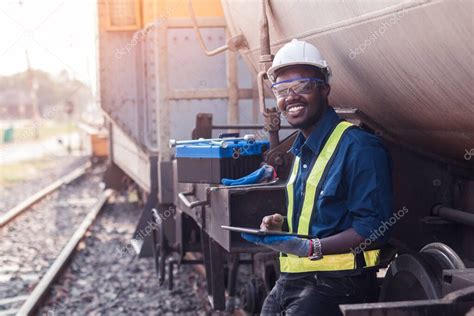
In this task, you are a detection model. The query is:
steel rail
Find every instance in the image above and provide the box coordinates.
[17,189,113,316]
[0,161,91,227]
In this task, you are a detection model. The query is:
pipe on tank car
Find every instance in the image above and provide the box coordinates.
[259,0,271,57]
[226,31,239,134]
[187,0,247,56]
[258,0,280,149]
[432,205,474,227]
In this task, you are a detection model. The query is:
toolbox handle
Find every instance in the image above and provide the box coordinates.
[178,191,208,209]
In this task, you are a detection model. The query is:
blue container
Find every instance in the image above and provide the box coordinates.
[176,139,269,158]
[175,139,269,183]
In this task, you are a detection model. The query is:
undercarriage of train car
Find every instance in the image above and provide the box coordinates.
[143,110,474,315]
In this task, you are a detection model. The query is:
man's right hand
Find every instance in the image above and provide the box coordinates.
[260,213,284,231]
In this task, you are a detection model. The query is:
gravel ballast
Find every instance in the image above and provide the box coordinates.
[37,195,212,315]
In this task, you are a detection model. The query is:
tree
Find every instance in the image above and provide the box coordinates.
[0,69,93,120]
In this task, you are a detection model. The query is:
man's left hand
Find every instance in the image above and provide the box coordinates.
[241,233,311,257]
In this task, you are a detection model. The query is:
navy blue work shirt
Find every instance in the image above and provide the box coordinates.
[288,106,393,242]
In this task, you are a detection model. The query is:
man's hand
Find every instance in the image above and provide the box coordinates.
[260,213,284,231]
[241,233,310,257]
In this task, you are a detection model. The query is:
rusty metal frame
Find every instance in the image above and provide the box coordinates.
[340,285,474,316]
[167,88,253,100]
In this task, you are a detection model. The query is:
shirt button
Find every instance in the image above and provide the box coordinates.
[303,164,308,169]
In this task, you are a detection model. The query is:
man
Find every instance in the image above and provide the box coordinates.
[242,39,393,315]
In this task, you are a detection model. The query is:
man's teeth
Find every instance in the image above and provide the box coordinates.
[287,105,304,113]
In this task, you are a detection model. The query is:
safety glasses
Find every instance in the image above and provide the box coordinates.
[271,77,325,98]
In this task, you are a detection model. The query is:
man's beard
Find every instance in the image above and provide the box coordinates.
[288,95,326,130]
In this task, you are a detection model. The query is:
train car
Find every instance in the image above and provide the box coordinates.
[97,0,474,314]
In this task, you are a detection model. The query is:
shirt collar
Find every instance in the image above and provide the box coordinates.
[289,106,341,156]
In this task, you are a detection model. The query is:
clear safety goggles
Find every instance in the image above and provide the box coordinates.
[271,77,325,98]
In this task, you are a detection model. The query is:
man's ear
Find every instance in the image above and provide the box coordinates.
[321,84,331,98]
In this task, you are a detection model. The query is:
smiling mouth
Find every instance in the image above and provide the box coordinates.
[285,103,306,114]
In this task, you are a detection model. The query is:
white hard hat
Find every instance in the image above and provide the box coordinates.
[267,39,331,83]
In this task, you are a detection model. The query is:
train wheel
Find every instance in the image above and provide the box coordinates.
[240,276,266,315]
[379,242,465,302]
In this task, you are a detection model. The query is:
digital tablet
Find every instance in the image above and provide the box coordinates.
[221,225,312,239]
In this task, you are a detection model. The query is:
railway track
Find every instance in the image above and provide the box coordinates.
[17,189,112,315]
[0,163,242,315]
[0,164,111,315]
[0,161,91,227]
[35,195,212,315]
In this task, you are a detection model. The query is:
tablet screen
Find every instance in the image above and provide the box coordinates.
[221,225,312,238]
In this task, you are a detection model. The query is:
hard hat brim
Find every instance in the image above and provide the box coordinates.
[267,61,329,83]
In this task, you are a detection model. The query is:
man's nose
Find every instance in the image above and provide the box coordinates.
[285,89,300,102]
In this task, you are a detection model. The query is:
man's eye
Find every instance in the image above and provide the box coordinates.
[300,85,311,92]
[292,83,306,92]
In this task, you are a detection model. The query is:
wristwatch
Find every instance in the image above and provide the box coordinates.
[308,238,323,261]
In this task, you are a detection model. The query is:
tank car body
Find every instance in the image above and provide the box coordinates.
[222,0,474,164]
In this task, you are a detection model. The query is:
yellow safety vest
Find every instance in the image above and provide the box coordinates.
[281,121,380,273]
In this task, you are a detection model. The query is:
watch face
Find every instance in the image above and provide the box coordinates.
[308,254,322,261]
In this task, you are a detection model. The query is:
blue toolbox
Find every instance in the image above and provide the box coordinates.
[174,137,269,184]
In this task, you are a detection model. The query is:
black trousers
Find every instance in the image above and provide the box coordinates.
[261,271,376,316]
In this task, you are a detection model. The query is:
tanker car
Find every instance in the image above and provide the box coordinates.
[97,0,474,314]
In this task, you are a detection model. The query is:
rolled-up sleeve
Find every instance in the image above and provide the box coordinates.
[345,143,393,241]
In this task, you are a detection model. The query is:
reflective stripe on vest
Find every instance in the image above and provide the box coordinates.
[282,121,381,272]
[286,156,300,234]
[280,249,380,272]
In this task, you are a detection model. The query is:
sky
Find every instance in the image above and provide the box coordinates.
[0,0,97,92]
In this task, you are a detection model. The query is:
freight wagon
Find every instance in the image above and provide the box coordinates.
[97,0,474,314]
